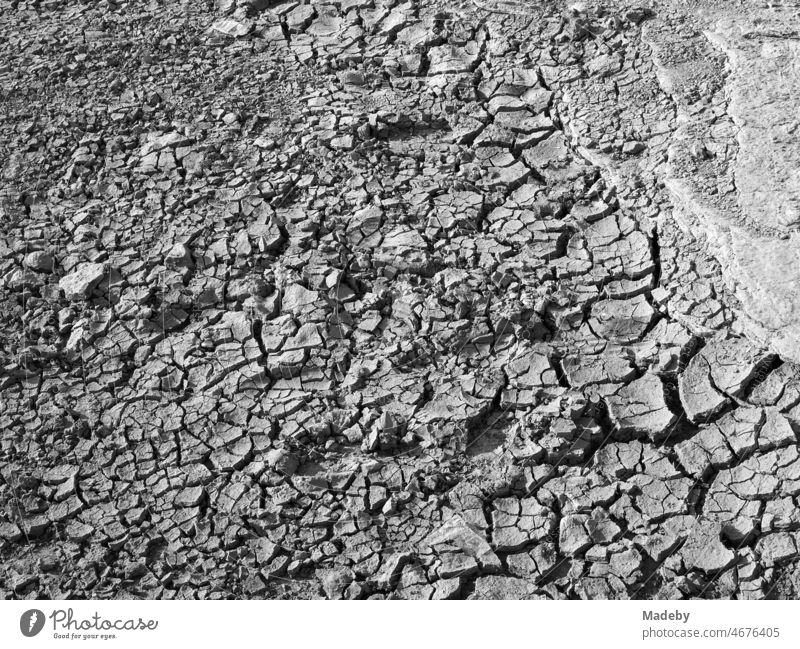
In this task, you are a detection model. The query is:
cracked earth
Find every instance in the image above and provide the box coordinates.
[3,0,800,600]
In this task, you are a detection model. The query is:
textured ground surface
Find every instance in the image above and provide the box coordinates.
[3,0,800,600]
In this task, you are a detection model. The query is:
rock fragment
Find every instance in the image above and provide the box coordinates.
[607,373,677,441]
[59,263,106,300]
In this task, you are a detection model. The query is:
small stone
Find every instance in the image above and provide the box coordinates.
[0,522,22,541]
[210,18,251,38]
[166,243,193,269]
[681,520,736,572]
[622,141,645,155]
[23,250,54,272]
[265,449,299,477]
[318,567,353,600]
[59,262,106,300]
[559,514,592,556]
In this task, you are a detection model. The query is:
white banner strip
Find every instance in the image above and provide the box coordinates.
[1,600,797,649]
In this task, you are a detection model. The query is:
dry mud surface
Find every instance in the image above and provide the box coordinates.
[3,0,800,600]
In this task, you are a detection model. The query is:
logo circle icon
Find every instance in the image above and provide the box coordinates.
[20,609,45,637]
